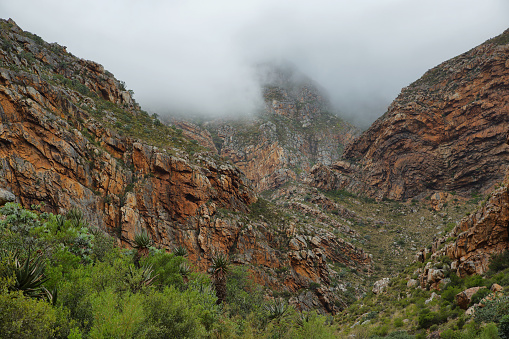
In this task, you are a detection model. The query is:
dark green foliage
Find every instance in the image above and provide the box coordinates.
[417,308,447,329]
[225,266,265,318]
[464,274,485,288]
[211,253,230,304]
[133,229,151,249]
[500,314,509,339]
[173,246,188,257]
[488,251,509,274]
[475,296,509,324]
[469,288,491,307]
[10,251,50,299]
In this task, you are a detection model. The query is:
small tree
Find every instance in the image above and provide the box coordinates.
[210,253,229,304]
[133,229,151,268]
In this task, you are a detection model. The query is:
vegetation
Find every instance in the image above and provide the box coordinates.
[0,203,340,338]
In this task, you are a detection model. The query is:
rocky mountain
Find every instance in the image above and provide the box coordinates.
[0,18,373,313]
[172,63,360,192]
[310,29,509,201]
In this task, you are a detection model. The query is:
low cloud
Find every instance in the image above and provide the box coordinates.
[2,0,508,127]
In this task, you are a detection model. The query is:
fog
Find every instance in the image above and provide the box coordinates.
[2,0,508,127]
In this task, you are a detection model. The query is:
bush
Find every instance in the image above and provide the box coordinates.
[418,309,447,329]
[469,288,491,307]
[0,290,57,338]
[475,296,509,324]
[488,251,509,274]
[500,314,509,339]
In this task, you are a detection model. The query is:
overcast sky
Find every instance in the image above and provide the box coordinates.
[2,0,508,127]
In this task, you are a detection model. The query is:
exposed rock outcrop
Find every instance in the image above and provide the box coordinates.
[310,29,509,201]
[204,64,360,192]
[0,19,372,313]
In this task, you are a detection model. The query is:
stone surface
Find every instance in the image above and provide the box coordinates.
[203,64,360,193]
[417,176,509,288]
[456,286,486,310]
[309,30,509,201]
[372,277,390,294]
[0,19,373,314]
[0,188,15,206]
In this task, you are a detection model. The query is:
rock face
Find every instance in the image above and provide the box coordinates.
[456,286,486,310]
[310,29,509,201]
[0,19,372,313]
[417,169,509,289]
[204,64,360,192]
[0,188,15,206]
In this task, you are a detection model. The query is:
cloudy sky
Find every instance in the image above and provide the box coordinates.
[2,0,508,127]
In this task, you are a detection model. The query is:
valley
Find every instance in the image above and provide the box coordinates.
[0,17,508,338]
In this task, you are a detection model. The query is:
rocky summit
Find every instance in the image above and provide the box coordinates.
[1,16,509,338]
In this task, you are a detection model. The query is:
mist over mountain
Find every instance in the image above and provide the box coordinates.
[2,0,509,127]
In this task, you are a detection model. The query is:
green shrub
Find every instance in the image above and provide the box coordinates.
[500,314,509,339]
[464,274,485,288]
[418,309,447,329]
[469,288,491,307]
[0,290,57,338]
[489,251,509,274]
[475,296,509,324]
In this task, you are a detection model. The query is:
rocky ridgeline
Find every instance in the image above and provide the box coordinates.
[181,63,361,193]
[416,170,509,290]
[0,19,373,313]
[310,29,509,201]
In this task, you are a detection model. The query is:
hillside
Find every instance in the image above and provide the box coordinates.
[310,29,509,201]
[0,18,374,314]
[1,16,509,339]
[172,62,360,192]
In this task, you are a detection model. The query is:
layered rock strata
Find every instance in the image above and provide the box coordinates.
[310,29,509,201]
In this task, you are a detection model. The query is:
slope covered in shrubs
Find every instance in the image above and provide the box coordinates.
[0,203,341,338]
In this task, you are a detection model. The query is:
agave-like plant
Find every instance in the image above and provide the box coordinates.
[265,298,289,322]
[133,229,151,249]
[66,208,85,229]
[173,246,188,257]
[179,262,191,284]
[210,253,230,304]
[11,251,49,299]
[126,264,158,293]
[133,229,151,268]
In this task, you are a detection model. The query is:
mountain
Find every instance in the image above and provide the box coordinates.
[172,62,360,192]
[0,18,372,314]
[310,29,509,201]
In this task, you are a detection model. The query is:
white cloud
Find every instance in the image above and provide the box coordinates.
[1,0,508,127]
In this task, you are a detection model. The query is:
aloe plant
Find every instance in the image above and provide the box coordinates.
[133,229,151,249]
[265,298,289,322]
[11,251,49,299]
[126,264,158,293]
[173,246,188,257]
[210,253,230,304]
[179,262,191,284]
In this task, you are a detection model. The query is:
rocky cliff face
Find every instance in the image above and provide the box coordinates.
[310,29,509,201]
[201,64,360,192]
[416,169,509,289]
[0,19,372,313]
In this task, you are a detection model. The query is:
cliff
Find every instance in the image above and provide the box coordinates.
[201,63,360,192]
[0,18,372,313]
[310,29,509,201]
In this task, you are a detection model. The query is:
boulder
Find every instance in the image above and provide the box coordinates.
[0,188,15,206]
[491,283,503,293]
[372,278,390,294]
[456,286,486,309]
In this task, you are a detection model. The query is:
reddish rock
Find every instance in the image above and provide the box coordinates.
[311,30,509,201]
[456,286,486,309]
